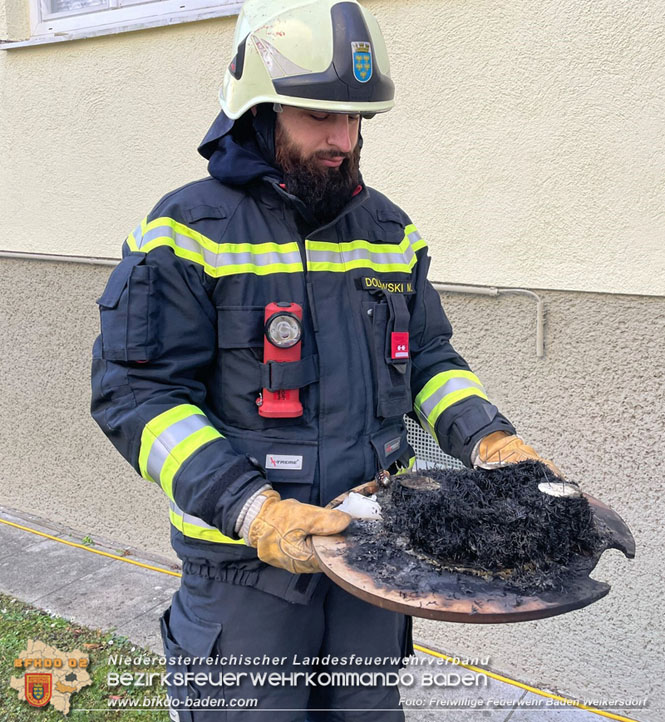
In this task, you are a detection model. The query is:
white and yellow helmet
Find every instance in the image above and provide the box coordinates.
[220,0,395,119]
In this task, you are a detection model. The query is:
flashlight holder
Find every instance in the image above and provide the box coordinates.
[258,302,304,418]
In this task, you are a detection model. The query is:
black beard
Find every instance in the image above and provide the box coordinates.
[275,123,361,226]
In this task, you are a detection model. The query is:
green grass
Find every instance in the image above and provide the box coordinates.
[0,593,169,720]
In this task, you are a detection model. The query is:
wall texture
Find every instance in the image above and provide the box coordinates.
[0,257,661,717]
[418,287,663,722]
[0,0,28,40]
[1,0,664,293]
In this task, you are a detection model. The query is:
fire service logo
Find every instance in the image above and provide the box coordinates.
[25,673,52,707]
[11,639,92,715]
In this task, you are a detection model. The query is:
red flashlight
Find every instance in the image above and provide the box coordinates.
[257,302,303,418]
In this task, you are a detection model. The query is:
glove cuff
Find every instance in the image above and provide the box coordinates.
[471,431,514,468]
[234,484,273,542]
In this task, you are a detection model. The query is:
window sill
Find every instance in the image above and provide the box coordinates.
[0,2,241,49]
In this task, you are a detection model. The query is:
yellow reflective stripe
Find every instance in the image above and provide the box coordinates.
[148,217,215,254]
[137,235,212,272]
[415,370,485,411]
[169,508,245,545]
[423,388,488,436]
[306,224,426,274]
[139,404,205,481]
[396,456,416,476]
[405,223,428,253]
[305,238,410,253]
[136,236,303,278]
[126,217,148,251]
[125,216,425,276]
[307,258,417,273]
[158,426,223,500]
[205,262,304,277]
[414,371,489,437]
[306,241,415,273]
[126,232,139,252]
[126,216,304,278]
[145,217,302,257]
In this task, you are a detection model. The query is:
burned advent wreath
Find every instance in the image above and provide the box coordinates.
[343,461,616,595]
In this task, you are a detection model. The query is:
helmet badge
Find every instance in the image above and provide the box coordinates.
[351,41,373,83]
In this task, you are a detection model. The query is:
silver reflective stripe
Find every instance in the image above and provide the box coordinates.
[146,414,211,483]
[418,377,487,421]
[169,500,217,531]
[307,244,413,267]
[407,229,422,247]
[141,224,198,250]
[137,225,302,269]
[307,249,339,264]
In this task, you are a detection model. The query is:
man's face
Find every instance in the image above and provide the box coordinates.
[274,106,362,224]
[276,106,361,168]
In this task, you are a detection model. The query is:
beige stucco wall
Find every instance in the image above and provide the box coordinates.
[1,0,664,294]
[0,257,661,718]
[0,0,28,40]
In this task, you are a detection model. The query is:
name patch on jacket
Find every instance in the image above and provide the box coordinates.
[265,455,303,470]
[358,276,415,294]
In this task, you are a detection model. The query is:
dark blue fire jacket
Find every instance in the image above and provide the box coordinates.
[91,113,514,601]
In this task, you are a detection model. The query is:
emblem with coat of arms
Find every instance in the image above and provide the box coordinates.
[25,673,52,707]
[351,41,373,83]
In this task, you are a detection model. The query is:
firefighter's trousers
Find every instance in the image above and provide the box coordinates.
[160,570,411,721]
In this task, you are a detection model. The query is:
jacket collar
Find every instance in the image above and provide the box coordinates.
[268,180,370,234]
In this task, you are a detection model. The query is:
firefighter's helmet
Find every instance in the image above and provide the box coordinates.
[220,0,395,119]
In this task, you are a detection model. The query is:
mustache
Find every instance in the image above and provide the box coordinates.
[314,149,352,161]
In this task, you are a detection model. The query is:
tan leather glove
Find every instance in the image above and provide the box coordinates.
[247,491,351,574]
[473,431,564,478]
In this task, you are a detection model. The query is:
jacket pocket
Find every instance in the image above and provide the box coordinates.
[369,423,411,473]
[225,433,318,504]
[215,306,264,429]
[362,293,412,419]
[96,254,160,362]
[215,306,318,430]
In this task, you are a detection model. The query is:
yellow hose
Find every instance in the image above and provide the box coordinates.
[0,517,181,578]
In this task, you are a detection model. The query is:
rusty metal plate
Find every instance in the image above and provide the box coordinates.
[312,481,635,624]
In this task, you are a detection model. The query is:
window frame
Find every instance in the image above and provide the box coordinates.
[1,0,242,48]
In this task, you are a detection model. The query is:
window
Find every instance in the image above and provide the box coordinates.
[11,0,241,46]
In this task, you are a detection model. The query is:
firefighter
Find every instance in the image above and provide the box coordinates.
[91,1,561,719]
